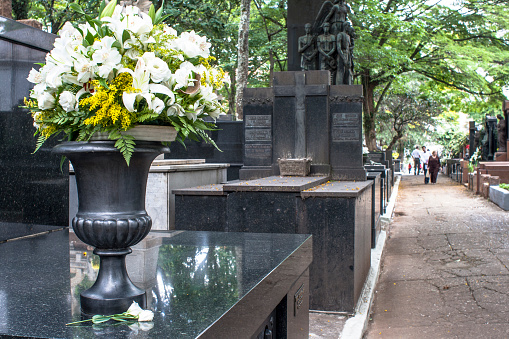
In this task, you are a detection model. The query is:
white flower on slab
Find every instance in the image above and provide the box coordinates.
[126,301,143,317]
[59,91,77,112]
[137,310,154,322]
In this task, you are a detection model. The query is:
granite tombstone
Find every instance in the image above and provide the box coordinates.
[0,17,68,226]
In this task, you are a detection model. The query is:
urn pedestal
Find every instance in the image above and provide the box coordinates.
[54,141,169,315]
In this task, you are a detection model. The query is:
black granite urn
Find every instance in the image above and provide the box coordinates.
[53,141,169,315]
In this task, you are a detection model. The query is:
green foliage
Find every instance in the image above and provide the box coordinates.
[28,0,102,34]
[12,0,30,20]
[350,0,509,149]
[248,0,287,87]
[500,183,509,191]
[375,73,444,150]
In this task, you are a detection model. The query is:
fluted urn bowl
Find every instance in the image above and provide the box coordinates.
[54,140,169,316]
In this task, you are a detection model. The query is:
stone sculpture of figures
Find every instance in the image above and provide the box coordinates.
[323,0,350,36]
[317,23,337,82]
[336,24,350,85]
[344,22,355,84]
[298,23,317,71]
[497,114,507,152]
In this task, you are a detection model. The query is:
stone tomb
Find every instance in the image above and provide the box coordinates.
[0,225,312,338]
[240,71,365,181]
[366,172,382,248]
[174,176,373,313]
[0,17,68,226]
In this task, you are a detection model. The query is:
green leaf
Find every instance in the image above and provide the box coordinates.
[148,4,156,23]
[100,0,117,19]
[98,78,109,90]
[69,3,85,15]
[121,30,131,44]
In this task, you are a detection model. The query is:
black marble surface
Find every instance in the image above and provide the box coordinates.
[0,225,312,338]
[167,120,244,180]
[0,19,68,226]
[0,222,65,242]
[174,178,373,312]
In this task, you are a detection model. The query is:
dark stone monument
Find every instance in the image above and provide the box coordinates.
[504,101,509,150]
[239,71,365,181]
[0,17,68,226]
[166,117,244,180]
[0,225,312,338]
[497,114,507,152]
[469,121,476,158]
[484,115,498,161]
[366,172,382,248]
[174,176,373,313]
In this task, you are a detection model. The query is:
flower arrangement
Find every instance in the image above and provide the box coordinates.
[24,0,229,164]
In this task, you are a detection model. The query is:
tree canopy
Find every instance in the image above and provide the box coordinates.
[350,0,509,151]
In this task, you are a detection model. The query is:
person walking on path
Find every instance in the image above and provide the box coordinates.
[411,146,421,175]
[408,163,412,174]
[421,146,431,183]
[428,150,441,184]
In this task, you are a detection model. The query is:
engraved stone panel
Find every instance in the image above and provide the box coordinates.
[332,113,359,127]
[332,128,360,142]
[245,129,272,142]
[245,115,272,128]
[245,144,272,158]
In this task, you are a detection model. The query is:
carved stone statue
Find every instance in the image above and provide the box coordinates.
[322,0,350,36]
[317,22,337,81]
[344,22,355,85]
[336,24,350,85]
[298,23,318,71]
[497,114,507,152]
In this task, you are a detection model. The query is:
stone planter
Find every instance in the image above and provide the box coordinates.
[489,185,509,211]
[53,140,169,315]
[278,158,311,176]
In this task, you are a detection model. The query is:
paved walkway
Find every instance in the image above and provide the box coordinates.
[365,173,509,338]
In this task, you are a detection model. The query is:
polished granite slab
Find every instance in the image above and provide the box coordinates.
[0,222,65,242]
[0,225,312,338]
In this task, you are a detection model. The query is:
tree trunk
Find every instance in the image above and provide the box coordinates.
[235,0,251,120]
[362,73,378,151]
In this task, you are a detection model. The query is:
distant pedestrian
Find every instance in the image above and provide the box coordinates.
[411,146,421,175]
[408,163,412,174]
[421,146,431,184]
[428,151,441,184]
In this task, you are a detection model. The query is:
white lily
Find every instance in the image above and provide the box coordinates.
[121,58,175,112]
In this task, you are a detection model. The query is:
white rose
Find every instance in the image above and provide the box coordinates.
[37,92,55,110]
[59,91,76,112]
[152,97,165,114]
[147,58,172,83]
[126,301,143,317]
[137,310,154,322]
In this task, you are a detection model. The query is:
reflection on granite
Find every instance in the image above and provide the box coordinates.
[0,19,68,226]
[0,226,312,338]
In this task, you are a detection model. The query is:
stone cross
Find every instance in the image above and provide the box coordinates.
[273,72,328,158]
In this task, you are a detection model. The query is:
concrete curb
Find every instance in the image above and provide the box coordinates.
[339,175,401,339]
